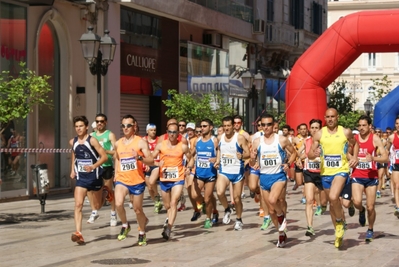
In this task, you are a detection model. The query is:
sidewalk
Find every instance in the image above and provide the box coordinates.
[1,184,399,267]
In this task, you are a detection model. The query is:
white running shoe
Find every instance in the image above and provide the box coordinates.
[110,214,117,227]
[234,220,243,231]
[223,210,231,224]
[87,213,99,224]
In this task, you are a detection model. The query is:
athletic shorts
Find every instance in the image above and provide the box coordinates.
[295,165,303,173]
[352,178,378,188]
[259,172,287,191]
[101,166,114,180]
[76,178,103,191]
[160,180,184,192]
[195,175,216,183]
[341,182,352,200]
[115,181,146,195]
[303,170,323,191]
[249,167,260,176]
[321,172,349,190]
[392,164,399,172]
[376,163,387,169]
[145,166,159,177]
[218,172,244,184]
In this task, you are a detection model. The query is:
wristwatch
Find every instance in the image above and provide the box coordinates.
[137,155,143,161]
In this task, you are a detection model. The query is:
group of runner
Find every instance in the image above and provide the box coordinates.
[69,108,399,249]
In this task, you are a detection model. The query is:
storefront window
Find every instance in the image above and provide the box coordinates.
[0,3,27,193]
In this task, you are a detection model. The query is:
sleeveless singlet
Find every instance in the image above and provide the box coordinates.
[391,134,399,165]
[219,133,243,174]
[352,133,377,178]
[72,135,101,180]
[320,126,349,175]
[258,133,285,175]
[304,136,320,173]
[159,140,185,182]
[195,136,217,178]
[92,130,113,167]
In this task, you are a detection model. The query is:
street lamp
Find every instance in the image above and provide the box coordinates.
[364,98,373,116]
[241,69,265,130]
[80,26,117,114]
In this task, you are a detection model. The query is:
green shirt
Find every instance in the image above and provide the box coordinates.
[92,130,113,167]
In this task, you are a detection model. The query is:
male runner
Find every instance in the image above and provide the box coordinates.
[90,113,117,226]
[351,115,388,241]
[214,116,249,231]
[114,115,154,246]
[152,123,193,240]
[308,108,358,248]
[70,115,108,245]
[387,116,399,217]
[250,114,297,247]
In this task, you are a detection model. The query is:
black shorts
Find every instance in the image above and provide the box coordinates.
[340,182,352,200]
[392,164,399,172]
[376,163,387,169]
[101,166,114,180]
[76,178,103,191]
[295,165,303,173]
[303,170,323,191]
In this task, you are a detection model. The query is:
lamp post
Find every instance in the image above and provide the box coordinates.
[364,98,373,116]
[241,69,265,131]
[79,26,116,114]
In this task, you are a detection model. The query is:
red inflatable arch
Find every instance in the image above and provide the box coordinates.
[286,9,399,130]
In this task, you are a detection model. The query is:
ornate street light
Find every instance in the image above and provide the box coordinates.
[364,98,373,116]
[80,26,117,113]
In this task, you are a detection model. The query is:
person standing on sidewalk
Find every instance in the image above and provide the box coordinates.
[308,108,359,248]
[114,115,154,246]
[351,115,388,242]
[70,115,108,245]
[90,113,118,226]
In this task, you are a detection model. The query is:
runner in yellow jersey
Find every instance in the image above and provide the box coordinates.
[308,108,359,248]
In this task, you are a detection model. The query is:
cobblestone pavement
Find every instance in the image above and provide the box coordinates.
[1,183,399,267]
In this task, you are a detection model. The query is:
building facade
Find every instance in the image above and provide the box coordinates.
[0,0,326,200]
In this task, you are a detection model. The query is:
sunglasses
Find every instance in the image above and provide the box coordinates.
[178,124,186,127]
[233,121,242,125]
[96,120,105,124]
[261,122,273,127]
[375,131,381,133]
[200,125,209,128]
[257,124,262,127]
[168,130,178,134]
[121,123,134,129]
[195,131,202,134]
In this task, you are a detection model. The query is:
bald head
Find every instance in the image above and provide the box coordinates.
[325,108,338,116]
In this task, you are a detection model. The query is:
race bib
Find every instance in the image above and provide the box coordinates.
[307,161,320,170]
[197,157,211,168]
[357,158,372,170]
[120,157,137,171]
[221,154,236,166]
[77,159,93,172]
[261,154,278,167]
[163,167,179,179]
[324,155,342,168]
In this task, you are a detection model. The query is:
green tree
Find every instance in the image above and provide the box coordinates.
[328,80,357,114]
[369,75,392,102]
[162,89,234,126]
[0,62,52,134]
[338,111,362,129]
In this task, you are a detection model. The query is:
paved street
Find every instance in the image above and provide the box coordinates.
[1,182,399,267]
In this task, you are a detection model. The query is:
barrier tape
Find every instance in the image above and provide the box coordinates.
[0,148,72,153]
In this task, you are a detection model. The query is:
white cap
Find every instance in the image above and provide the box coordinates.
[187,122,196,130]
[146,123,156,131]
[352,130,359,135]
[91,121,97,129]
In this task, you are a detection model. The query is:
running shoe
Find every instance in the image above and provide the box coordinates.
[163,218,169,228]
[177,203,186,212]
[334,236,343,248]
[314,206,322,216]
[394,208,399,218]
[250,191,256,198]
[110,214,117,227]
[376,191,381,199]
[154,195,163,213]
[259,209,265,217]
[359,207,366,226]
[301,197,306,204]
[71,231,85,245]
[321,205,327,214]
[234,220,243,231]
[260,217,271,230]
[348,202,355,217]
[190,211,201,221]
[204,218,212,229]
[138,234,147,246]
[87,212,99,224]
[118,224,131,241]
[223,209,231,224]
[277,215,287,232]
[129,202,133,209]
[335,220,345,239]
[305,226,315,236]
[241,192,246,199]
[103,186,114,202]
[276,233,287,248]
[212,212,219,225]
[365,229,374,242]
[162,227,171,241]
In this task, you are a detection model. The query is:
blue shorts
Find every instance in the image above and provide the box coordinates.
[218,172,244,184]
[195,175,216,183]
[160,180,184,192]
[249,167,260,176]
[145,166,159,177]
[352,178,378,188]
[321,172,349,190]
[259,172,287,191]
[115,181,146,195]
[76,178,103,191]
